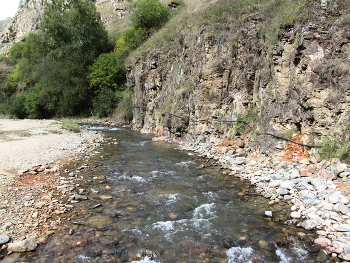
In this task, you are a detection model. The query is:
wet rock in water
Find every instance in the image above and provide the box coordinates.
[314,237,331,248]
[100,195,112,200]
[7,237,37,252]
[0,235,10,245]
[169,213,177,220]
[93,175,106,180]
[264,211,273,217]
[300,219,317,230]
[72,194,88,201]
[72,237,88,247]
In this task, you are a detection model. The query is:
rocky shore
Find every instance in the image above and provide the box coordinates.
[157,136,350,262]
[0,119,104,257]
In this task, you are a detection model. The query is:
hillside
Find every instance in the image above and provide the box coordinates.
[0,17,12,32]
[0,0,350,161]
[125,0,350,161]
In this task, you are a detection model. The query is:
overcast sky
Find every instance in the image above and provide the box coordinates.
[0,1,19,20]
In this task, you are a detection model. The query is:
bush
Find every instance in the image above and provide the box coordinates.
[8,42,25,59]
[235,107,258,135]
[24,83,45,118]
[131,0,170,30]
[61,119,80,133]
[113,90,133,123]
[321,125,350,162]
[6,94,26,119]
[92,87,120,117]
[89,52,126,90]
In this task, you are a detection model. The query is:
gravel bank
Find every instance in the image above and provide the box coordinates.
[0,119,104,256]
[152,135,350,262]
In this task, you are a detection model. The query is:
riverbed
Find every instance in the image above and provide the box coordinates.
[6,127,319,262]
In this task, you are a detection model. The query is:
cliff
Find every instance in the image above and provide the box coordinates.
[1,0,350,160]
[126,0,350,159]
[0,18,12,33]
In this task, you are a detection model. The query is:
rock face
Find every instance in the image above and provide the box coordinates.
[126,2,350,158]
[0,17,12,32]
[0,0,47,55]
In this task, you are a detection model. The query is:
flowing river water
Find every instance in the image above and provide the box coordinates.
[8,127,320,262]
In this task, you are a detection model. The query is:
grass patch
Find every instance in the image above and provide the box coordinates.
[235,107,258,135]
[61,119,80,133]
[321,124,350,162]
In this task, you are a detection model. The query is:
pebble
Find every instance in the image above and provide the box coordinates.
[0,235,10,245]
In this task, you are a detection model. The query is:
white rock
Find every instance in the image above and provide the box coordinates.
[290,211,301,219]
[7,237,37,252]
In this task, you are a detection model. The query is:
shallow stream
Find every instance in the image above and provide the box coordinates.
[9,127,319,262]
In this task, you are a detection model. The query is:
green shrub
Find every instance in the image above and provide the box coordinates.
[92,87,120,117]
[61,119,80,133]
[6,94,26,119]
[113,90,133,122]
[131,0,170,30]
[89,52,126,90]
[24,83,45,118]
[235,107,258,135]
[8,42,26,59]
[321,125,350,162]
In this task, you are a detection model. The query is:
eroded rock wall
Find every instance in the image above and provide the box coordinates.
[127,4,350,157]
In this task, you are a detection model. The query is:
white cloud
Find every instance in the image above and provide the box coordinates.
[0,0,19,20]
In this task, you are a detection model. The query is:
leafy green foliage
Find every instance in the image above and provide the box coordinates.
[23,83,45,118]
[92,87,120,117]
[235,108,258,135]
[131,0,170,30]
[6,94,26,119]
[89,52,126,90]
[4,0,110,118]
[8,42,25,60]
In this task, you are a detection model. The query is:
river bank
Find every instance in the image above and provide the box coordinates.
[150,134,350,262]
[0,119,104,256]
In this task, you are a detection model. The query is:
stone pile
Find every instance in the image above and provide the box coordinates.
[175,140,350,261]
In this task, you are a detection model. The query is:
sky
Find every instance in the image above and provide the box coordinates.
[0,0,19,20]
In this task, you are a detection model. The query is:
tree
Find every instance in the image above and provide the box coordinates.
[7,0,111,118]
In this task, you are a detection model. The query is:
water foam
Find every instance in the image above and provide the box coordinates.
[193,203,216,219]
[226,247,254,263]
[131,256,160,263]
[276,246,308,262]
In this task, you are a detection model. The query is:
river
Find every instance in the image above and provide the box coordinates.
[8,127,319,262]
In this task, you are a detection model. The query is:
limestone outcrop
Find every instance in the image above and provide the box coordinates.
[127,2,350,159]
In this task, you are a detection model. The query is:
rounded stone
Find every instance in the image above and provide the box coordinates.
[290,212,301,219]
[314,237,331,248]
[0,234,10,245]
